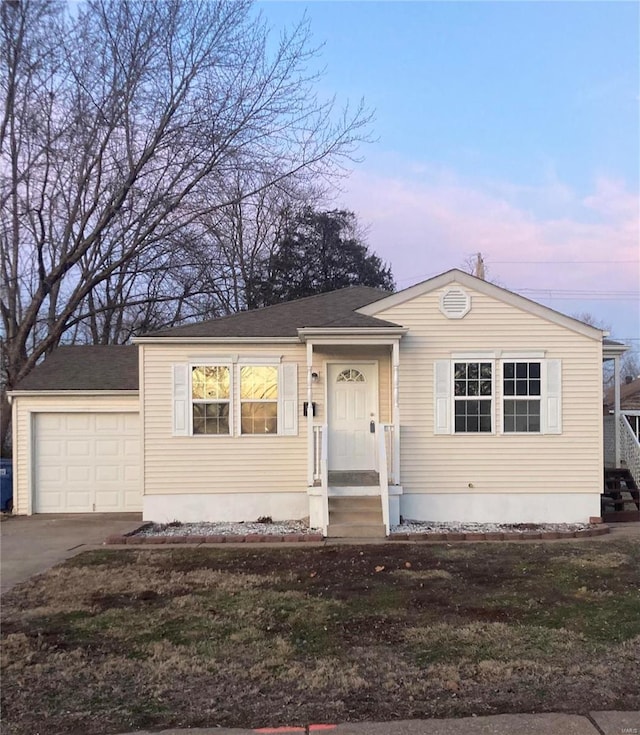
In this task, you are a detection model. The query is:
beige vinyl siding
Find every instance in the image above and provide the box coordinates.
[144,344,308,496]
[376,281,603,496]
[11,394,139,515]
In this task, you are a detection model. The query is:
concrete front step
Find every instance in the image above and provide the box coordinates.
[328,496,382,511]
[326,523,387,538]
[328,470,380,486]
[329,509,383,525]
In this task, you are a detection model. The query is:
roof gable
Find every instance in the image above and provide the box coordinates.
[357,269,605,341]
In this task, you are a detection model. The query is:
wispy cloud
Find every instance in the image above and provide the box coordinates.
[342,164,639,340]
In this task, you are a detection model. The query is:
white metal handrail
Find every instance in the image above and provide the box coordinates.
[312,424,323,482]
[620,414,640,487]
[320,424,329,535]
[377,423,390,535]
[382,424,396,485]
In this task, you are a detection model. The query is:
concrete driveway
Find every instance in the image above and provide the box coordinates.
[0,513,143,594]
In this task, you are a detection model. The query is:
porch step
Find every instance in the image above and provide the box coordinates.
[327,496,385,538]
[329,508,383,525]
[328,471,379,487]
[326,523,387,538]
[602,468,640,523]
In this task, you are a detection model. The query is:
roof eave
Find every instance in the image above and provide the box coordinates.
[133,336,301,344]
[603,342,629,359]
[8,390,139,400]
[298,327,408,342]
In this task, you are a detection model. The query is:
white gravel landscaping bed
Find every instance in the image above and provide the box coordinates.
[391,520,593,534]
[136,520,318,537]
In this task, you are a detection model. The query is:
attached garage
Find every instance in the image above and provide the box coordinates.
[34,412,140,513]
[9,346,140,515]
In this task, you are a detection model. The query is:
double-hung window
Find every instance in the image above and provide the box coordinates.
[453,361,493,433]
[191,366,231,435]
[434,357,561,436]
[172,359,298,437]
[240,365,278,434]
[503,361,541,433]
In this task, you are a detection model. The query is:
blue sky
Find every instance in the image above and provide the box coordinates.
[257,0,639,354]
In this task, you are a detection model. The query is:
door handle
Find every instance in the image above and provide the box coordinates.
[370,420,376,433]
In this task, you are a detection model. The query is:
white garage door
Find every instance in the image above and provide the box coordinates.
[34,413,141,513]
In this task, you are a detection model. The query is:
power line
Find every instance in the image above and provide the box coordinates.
[504,264,636,269]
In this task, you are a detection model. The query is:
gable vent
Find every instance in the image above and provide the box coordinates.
[439,287,471,319]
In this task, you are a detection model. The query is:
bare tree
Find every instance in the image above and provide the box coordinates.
[0,0,371,452]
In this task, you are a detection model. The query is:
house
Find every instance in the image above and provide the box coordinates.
[9,269,624,536]
[604,375,640,469]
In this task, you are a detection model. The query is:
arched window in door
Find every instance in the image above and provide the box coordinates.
[336,368,366,383]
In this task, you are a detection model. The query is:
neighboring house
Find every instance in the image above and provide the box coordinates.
[604,376,640,467]
[9,269,616,535]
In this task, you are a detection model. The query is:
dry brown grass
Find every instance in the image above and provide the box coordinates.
[1,539,639,735]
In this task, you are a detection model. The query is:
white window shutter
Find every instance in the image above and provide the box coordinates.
[279,363,298,436]
[434,360,452,434]
[172,364,190,436]
[544,359,562,434]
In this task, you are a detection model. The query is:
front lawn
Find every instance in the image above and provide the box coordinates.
[2,538,639,735]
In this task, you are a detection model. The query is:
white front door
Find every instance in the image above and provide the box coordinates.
[327,363,378,471]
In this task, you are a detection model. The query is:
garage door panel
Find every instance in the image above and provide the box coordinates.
[124,439,139,456]
[66,490,93,511]
[68,466,92,482]
[39,439,63,457]
[96,439,120,456]
[95,414,120,431]
[66,415,92,432]
[34,412,141,513]
[123,414,139,433]
[67,440,91,457]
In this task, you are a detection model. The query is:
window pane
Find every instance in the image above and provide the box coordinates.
[479,415,492,432]
[454,380,466,396]
[529,362,540,379]
[454,399,491,433]
[454,363,467,380]
[503,399,540,433]
[480,380,492,396]
[516,363,527,378]
[516,379,528,396]
[192,366,229,400]
[468,363,479,379]
[192,402,229,435]
[468,381,479,396]
[504,363,515,379]
[241,402,278,434]
[504,380,515,396]
[480,363,492,379]
[530,379,541,396]
[240,366,278,400]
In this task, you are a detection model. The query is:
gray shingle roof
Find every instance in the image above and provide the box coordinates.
[143,286,397,338]
[15,345,138,391]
